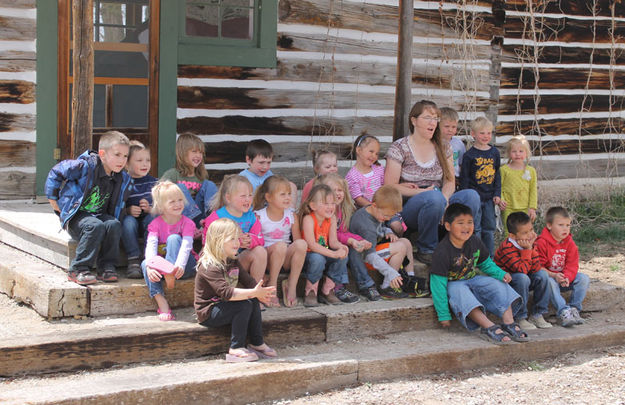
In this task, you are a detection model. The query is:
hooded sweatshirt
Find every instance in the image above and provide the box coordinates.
[534,227,579,283]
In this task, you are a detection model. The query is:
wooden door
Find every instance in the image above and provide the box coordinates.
[57,0,159,170]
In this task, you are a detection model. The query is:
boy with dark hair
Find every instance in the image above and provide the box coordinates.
[348,185,421,300]
[45,131,133,285]
[534,206,589,326]
[239,139,275,190]
[430,203,528,344]
[495,212,553,329]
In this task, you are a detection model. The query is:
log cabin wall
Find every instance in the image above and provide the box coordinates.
[0,0,36,199]
[178,0,625,186]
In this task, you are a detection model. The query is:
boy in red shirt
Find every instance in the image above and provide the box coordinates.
[495,212,552,329]
[534,206,589,326]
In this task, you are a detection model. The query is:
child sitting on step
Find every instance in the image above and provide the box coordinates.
[195,218,277,362]
[494,212,552,330]
[534,206,589,326]
[142,181,198,321]
[431,203,529,344]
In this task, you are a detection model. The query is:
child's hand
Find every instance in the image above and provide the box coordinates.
[499,199,507,211]
[493,196,501,206]
[174,266,185,279]
[386,233,398,242]
[502,273,512,283]
[560,277,570,288]
[440,320,451,328]
[554,272,566,284]
[528,208,537,222]
[360,240,372,251]
[128,205,142,217]
[333,245,348,259]
[390,275,403,289]
[193,227,203,240]
[139,198,151,212]
[146,267,162,283]
[517,237,533,250]
[239,233,251,249]
[48,199,60,213]
[253,280,276,302]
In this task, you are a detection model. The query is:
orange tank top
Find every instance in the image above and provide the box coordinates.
[304,214,331,251]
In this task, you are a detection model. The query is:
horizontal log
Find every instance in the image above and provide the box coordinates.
[0,140,35,167]
[0,16,35,41]
[498,95,625,115]
[178,115,397,138]
[501,45,625,66]
[534,157,625,180]
[279,0,497,40]
[177,86,491,111]
[0,112,35,132]
[504,0,625,19]
[503,14,625,44]
[179,56,489,90]
[496,118,625,137]
[532,138,625,155]
[0,50,36,61]
[0,0,35,7]
[278,32,492,61]
[0,60,35,72]
[0,80,34,104]
[500,67,625,89]
[206,165,351,188]
[0,170,34,199]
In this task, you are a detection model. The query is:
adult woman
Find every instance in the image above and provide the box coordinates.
[385,100,481,264]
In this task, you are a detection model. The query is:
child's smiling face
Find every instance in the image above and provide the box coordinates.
[226,182,253,214]
[126,149,151,178]
[357,139,380,167]
[266,184,292,211]
[316,154,338,175]
[310,194,336,220]
[223,236,241,259]
[186,148,204,168]
[445,213,474,246]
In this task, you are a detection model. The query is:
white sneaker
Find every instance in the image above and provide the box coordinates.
[570,307,584,325]
[518,318,537,330]
[559,308,576,327]
[529,314,553,329]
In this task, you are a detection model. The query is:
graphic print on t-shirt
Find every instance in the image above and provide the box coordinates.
[448,250,480,280]
[80,185,110,213]
[474,157,495,185]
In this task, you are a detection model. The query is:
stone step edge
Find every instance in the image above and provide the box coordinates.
[1,317,625,405]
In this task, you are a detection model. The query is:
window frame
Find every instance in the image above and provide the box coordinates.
[177,0,277,68]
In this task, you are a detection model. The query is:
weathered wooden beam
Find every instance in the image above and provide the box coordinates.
[505,0,625,19]
[498,95,625,115]
[501,68,625,90]
[0,80,35,104]
[393,0,414,141]
[0,140,35,167]
[501,45,625,66]
[0,0,35,7]
[71,0,94,156]
[0,112,35,132]
[496,118,625,137]
[0,170,35,199]
[0,16,36,41]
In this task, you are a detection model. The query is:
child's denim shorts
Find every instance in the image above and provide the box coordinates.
[447,275,521,331]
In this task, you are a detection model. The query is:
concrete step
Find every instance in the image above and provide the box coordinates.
[1,311,625,405]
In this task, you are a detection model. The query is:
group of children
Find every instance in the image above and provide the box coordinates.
[45,104,589,359]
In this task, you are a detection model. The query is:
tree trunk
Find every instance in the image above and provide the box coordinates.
[393,0,414,141]
[71,0,94,156]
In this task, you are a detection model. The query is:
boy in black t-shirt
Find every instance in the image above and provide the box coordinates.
[430,203,529,344]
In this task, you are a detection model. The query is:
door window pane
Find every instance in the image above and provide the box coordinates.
[185,0,255,40]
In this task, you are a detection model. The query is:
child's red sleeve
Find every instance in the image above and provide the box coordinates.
[494,242,532,274]
[533,237,550,269]
[247,215,264,249]
[562,241,580,283]
[202,211,220,246]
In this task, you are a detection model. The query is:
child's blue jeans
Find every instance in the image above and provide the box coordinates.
[547,272,590,314]
[67,211,121,272]
[479,199,496,257]
[120,213,154,259]
[305,252,349,285]
[509,270,550,320]
[447,275,521,331]
[178,180,218,225]
[141,234,197,298]
[199,298,264,349]
[401,188,481,254]
[347,248,376,291]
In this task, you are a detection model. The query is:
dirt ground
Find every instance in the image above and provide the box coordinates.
[276,346,625,405]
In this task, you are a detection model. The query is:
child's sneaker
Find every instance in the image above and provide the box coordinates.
[359,286,381,301]
[558,308,576,327]
[97,268,118,282]
[304,291,319,307]
[379,286,409,300]
[529,314,553,329]
[126,258,143,279]
[518,318,537,330]
[318,289,342,305]
[335,287,360,304]
[570,307,585,325]
[67,270,97,285]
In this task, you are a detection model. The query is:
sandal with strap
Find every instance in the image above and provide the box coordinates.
[480,324,512,345]
[247,344,278,359]
[225,348,259,363]
[157,309,175,321]
[501,322,530,342]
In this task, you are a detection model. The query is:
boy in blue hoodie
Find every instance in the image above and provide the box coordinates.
[45,131,133,285]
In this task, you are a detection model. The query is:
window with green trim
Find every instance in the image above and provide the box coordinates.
[178,0,276,68]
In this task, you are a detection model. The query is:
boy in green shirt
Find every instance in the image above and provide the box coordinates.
[430,203,529,344]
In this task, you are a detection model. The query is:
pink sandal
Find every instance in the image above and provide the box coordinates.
[247,344,277,359]
[226,348,259,363]
[157,309,175,321]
